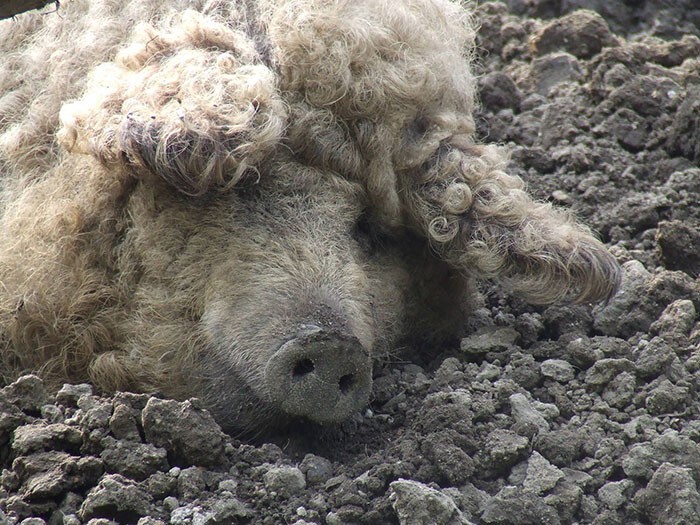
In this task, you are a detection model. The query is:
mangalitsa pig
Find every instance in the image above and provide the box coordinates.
[0,0,620,434]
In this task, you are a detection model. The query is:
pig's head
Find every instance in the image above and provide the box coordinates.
[46,8,474,434]
[2,0,619,435]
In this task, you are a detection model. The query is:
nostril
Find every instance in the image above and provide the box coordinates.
[266,335,372,422]
[339,374,355,395]
[292,358,315,379]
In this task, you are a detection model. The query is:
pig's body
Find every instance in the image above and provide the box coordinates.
[0,0,620,433]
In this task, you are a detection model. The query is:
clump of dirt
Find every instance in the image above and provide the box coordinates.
[2,1,700,524]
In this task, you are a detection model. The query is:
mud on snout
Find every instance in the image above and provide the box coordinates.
[265,324,372,424]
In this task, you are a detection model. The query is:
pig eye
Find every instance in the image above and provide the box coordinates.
[413,116,431,136]
[352,212,379,255]
[406,116,432,142]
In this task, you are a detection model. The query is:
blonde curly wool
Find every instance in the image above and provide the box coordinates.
[59,10,286,196]
[274,0,478,225]
[0,0,620,429]
[399,143,620,304]
[271,0,619,303]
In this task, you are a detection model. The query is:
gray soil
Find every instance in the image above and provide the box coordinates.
[2,0,700,524]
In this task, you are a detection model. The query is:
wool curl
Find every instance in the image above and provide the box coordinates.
[272,0,478,226]
[269,0,620,303]
[58,10,287,197]
[398,142,621,304]
[269,0,476,119]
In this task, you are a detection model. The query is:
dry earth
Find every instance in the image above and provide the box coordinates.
[2,0,700,523]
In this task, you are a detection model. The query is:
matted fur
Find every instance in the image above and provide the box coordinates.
[0,0,620,432]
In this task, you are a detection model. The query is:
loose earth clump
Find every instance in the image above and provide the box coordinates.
[2,1,700,524]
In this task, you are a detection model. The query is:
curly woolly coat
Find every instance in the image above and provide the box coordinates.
[0,0,620,432]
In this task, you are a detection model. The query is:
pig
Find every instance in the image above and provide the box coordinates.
[0,0,620,434]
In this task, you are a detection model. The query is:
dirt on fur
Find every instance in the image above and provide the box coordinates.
[1,1,700,524]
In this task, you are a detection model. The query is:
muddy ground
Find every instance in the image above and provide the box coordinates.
[2,0,700,523]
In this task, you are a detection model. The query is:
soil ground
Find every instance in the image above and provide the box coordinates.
[2,1,700,524]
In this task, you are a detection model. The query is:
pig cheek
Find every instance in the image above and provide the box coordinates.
[198,300,283,399]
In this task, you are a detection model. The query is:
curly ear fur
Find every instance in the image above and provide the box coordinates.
[269,0,476,119]
[399,142,621,304]
[270,0,477,227]
[269,0,620,304]
[58,11,287,196]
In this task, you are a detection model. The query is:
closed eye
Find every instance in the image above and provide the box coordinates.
[351,210,387,256]
[406,116,432,142]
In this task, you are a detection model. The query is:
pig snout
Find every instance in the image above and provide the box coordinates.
[264,325,372,423]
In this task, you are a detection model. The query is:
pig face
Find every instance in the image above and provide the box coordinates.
[85,157,470,434]
[197,172,383,430]
[190,165,470,433]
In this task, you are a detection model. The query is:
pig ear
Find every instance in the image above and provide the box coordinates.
[58,12,287,196]
[400,143,621,304]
